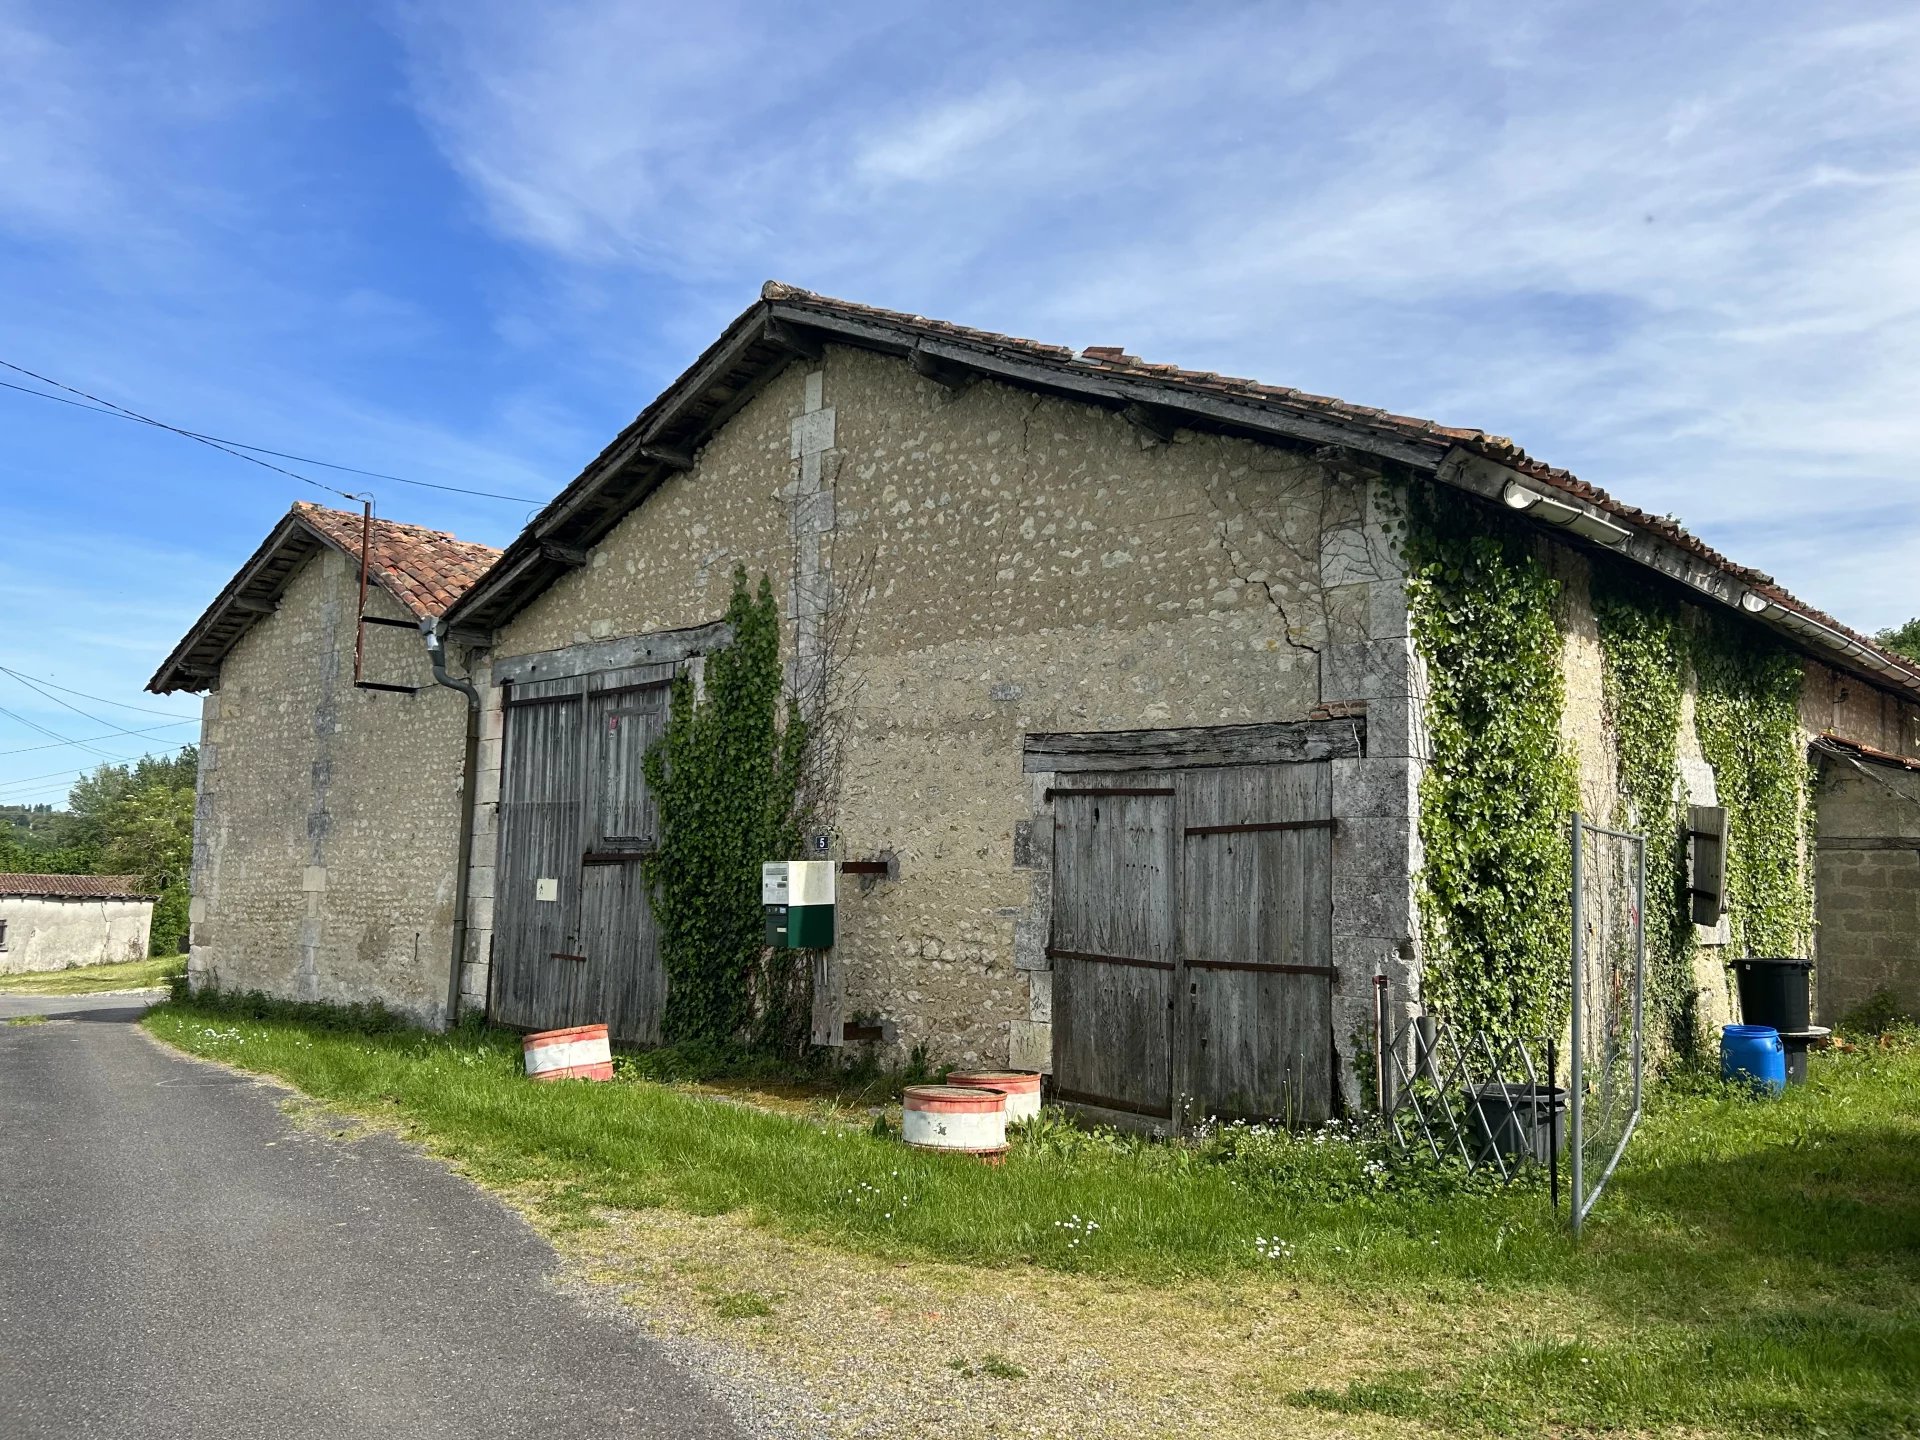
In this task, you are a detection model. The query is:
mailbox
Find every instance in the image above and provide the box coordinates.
[760,859,835,949]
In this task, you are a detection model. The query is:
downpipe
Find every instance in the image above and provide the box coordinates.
[421,617,482,1031]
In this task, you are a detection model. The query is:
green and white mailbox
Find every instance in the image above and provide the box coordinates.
[761,860,836,950]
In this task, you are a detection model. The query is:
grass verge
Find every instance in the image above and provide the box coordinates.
[143,992,1920,1437]
[0,954,185,996]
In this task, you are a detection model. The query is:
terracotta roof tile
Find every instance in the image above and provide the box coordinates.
[0,873,155,900]
[291,503,500,621]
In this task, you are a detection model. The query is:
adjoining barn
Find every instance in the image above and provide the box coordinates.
[155,284,1920,1126]
[0,874,155,975]
[148,503,499,1025]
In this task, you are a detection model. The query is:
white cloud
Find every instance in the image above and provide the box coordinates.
[395,0,1920,630]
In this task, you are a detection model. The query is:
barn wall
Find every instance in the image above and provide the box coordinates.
[482,344,1420,1087]
[0,896,151,975]
[1813,759,1920,1024]
[1545,545,1920,1040]
[188,550,468,1024]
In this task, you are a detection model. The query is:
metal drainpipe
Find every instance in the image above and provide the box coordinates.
[421,617,482,1031]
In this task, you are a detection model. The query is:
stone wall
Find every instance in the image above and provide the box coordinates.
[478,344,1421,1095]
[1813,756,1920,1023]
[189,548,470,1025]
[0,896,151,974]
[1546,547,1920,1039]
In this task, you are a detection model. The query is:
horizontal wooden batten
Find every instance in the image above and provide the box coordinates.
[1023,719,1362,773]
[582,849,651,866]
[1051,1086,1173,1121]
[491,619,732,686]
[550,952,588,963]
[353,681,418,695]
[357,614,419,630]
[1184,818,1338,838]
[1045,786,1176,801]
[1046,946,1174,972]
[1185,959,1339,979]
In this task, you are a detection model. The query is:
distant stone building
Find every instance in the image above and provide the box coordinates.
[156,284,1920,1124]
[0,874,154,975]
[148,504,499,1024]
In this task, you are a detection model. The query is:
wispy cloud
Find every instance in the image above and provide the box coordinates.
[397,0,1920,627]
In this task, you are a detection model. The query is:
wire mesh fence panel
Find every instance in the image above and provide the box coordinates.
[1378,1009,1560,1184]
[1569,812,1646,1233]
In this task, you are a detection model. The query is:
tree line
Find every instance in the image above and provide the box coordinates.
[0,749,196,956]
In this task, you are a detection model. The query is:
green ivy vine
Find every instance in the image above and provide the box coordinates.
[1590,570,1696,1051]
[1692,614,1814,960]
[1405,487,1579,1040]
[644,568,811,1052]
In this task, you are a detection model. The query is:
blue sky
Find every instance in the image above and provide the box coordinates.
[4,1,1919,803]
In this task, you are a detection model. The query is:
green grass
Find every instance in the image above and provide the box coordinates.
[3,1014,49,1025]
[0,954,185,996]
[143,992,1920,1436]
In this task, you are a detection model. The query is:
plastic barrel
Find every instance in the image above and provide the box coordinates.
[902,1084,1007,1156]
[1731,958,1812,1033]
[945,1070,1043,1123]
[523,1024,614,1082]
[1720,1024,1786,1096]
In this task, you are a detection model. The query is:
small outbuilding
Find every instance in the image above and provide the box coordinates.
[0,874,156,976]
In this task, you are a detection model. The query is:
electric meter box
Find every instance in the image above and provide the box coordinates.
[760,860,835,949]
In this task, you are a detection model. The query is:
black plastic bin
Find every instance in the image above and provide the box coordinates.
[1732,957,1812,1033]
[1466,1083,1567,1167]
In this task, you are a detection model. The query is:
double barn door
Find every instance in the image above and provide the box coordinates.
[492,662,672,1044]
[1049,762,1335,1126]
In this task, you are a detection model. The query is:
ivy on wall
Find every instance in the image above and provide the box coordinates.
[1693,614,1815,960]
[1590,571,1697,1051]
[644,568,810,1051]
[1405,488,1579,1039]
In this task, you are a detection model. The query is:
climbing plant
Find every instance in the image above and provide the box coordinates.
[644,568,811,1051]
[1692,613,1814,960]
[1590,569,1696,1052]
[1405,487,1579,1040]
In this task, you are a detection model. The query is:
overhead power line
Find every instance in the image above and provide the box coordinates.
[0,703,122,761]
[0,742,195,801]
[0,719,196,758]
[0,665,194,719]
[0,360,546,506]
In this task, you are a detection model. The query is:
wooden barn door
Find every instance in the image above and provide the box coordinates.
[493,661,673,1044]
[577,666,670,1044]
[492,676,589,1031]
[1179,764,1334,1124]
[1048,760,1335,1127]
[1048,777,1177,1119]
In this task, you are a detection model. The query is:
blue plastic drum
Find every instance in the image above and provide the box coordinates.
[1721,1024,1786,1096]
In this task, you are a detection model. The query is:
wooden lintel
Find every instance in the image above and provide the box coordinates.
[764,318,824,360]
[909,347,974,392]
[1122,402,1180,444]
[637,443,694,471]
[539,540,590,568]
[1024,718,1363,773]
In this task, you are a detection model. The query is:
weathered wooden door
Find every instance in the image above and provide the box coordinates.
[1048,761,1335,1127]
[493,675,589,1032]
[1179,764,1334,1124]
[1048,776,1177,1119]
[492,662,673,1044]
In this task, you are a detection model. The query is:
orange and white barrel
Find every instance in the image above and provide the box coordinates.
[902,1084,1007,1155]
[945,1070,1043,1123]
[523,1023,613,1082]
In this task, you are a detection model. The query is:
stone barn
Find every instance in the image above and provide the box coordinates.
[157,284,1920,1125]
[425,283,1920,1124]
[149,502,499,1025]
[0,874,155,975]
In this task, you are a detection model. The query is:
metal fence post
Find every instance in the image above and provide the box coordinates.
[1569,810,1585,1235]
[1632,832,1647,1116]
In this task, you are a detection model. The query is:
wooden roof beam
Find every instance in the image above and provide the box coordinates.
[1122,401,1181,445]
[909,346,975,393]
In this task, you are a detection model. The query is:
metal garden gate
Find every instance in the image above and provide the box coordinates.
[492,661,673,1044]
[1049,761,1336,1127]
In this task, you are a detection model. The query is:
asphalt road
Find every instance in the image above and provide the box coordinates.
[0,991,744,1439]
